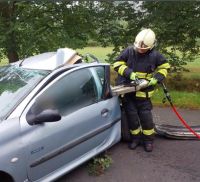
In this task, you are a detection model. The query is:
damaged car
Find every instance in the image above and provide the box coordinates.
[0,48,197,182]
[0,48,122,182]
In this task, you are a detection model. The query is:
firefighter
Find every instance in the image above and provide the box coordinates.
[113,28,170,152]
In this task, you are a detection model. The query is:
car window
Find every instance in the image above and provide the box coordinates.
[90,67,105,100]
[0,65,49,121]
[29,67,104,117]
[95,66,105,86]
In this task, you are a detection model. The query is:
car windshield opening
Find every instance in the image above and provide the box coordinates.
[0,65,50,121]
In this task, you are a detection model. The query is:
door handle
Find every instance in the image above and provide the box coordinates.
[101,108,109,117]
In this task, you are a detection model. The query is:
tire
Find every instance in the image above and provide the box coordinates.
[0,172,13,182]
[121,107,131,142]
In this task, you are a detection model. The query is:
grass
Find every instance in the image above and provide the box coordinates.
[76,47,113,62]
[183,56,200,79]
[0,56,8,66]
[187,58,200,67]
[152,88,200,109]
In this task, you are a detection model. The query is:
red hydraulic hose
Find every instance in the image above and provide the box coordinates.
[161,82,200,139]
[171,105,200,139]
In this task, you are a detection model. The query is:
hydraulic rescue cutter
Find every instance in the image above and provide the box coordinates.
[111,79,200,140]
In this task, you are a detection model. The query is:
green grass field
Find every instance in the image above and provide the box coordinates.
[152,88,200,109]
[0,56,8,66]
[77,47,114,62]
[183,56,200,79]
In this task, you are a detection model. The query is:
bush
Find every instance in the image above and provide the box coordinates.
[86,40,101,47]
[87,154,113,176]
[166,73,200,92]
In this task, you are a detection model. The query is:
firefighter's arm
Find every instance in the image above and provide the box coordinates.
[150,54,170,85]
[113,48,136,80]
[148,57,170,86]
[154,62,170,82]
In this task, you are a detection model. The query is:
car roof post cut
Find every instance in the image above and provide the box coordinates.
[20,48,82,71]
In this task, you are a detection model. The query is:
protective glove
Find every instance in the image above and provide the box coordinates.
[130,72,137,81]
[148,77,158,86]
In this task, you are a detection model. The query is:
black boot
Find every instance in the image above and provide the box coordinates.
[128,140,140,150]
[128,134,141,150]
[144,141,153,152]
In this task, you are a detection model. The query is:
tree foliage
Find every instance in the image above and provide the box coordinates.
[0,1,95,62]
[0,0,199,72]
[141,1,200,72]
[95,1,200,72]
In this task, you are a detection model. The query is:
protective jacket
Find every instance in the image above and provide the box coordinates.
[113,47,170,98]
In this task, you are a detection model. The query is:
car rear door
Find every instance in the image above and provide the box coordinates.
[20,65,121,181]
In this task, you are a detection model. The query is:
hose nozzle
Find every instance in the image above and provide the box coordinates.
[160,82,172,105]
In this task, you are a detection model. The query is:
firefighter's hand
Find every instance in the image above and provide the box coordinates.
[130,72,137,80]
[148,77,158,86]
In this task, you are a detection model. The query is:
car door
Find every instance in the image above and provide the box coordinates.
[20,65,121,181]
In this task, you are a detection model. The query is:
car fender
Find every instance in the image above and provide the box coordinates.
[0,118,28,182]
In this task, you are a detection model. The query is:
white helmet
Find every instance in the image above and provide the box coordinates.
[134,28,156,50]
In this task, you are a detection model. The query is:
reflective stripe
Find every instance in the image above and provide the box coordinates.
[134,72,152,80]
[113,61,126,68]
[136,72,153,80]
[136,90,154,98]
[157,63,170,69]
[130,128,141,135]
[158,69,168,77]
[136,72,147,78]
[146,74,153,80]
[118,65,127,75]
[143,128,155,136]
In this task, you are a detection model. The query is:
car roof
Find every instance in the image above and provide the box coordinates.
[18,48,81,71]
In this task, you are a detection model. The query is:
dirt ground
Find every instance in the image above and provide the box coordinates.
[57,107,200,182]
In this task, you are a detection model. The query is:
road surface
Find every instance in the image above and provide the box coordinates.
[57,107,200,182]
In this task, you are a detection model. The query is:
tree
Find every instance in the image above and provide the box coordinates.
[140,1,200,71]
[0,1,96,63]
[0,1,19,62]
[91,1,200,72]
[0,1,142,63]
[101,1,200,70]
[0,0,199,70]
[91,1,142,62]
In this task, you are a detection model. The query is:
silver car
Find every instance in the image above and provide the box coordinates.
[0,48,122,182]
[1,48,192,182]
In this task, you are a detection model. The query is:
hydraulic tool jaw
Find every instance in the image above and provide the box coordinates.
[111,79,149,96]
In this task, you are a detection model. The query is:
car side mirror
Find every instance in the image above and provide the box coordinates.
[27,109,61,125]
